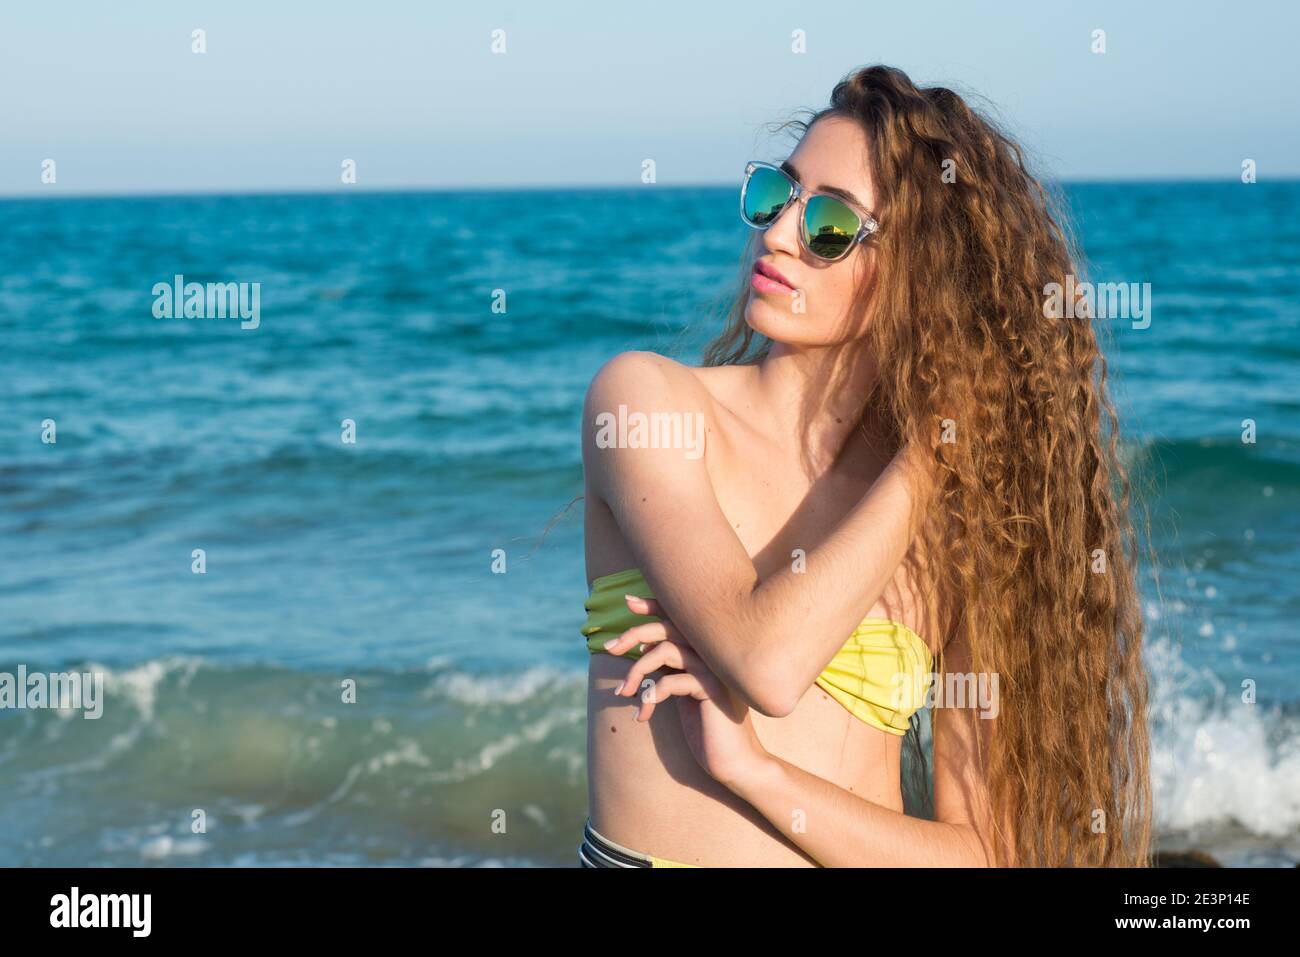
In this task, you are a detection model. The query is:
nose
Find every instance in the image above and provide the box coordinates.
[760,195,802,259]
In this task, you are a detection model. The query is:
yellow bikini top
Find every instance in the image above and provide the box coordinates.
[582,568,933,735]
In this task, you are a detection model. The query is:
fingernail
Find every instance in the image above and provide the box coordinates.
[633,705,642,720]
[603,638,618,650]
[614,679,626,695]
[624,593,640,603]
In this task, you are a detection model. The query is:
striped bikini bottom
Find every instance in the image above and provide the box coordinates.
[577,818,698,868]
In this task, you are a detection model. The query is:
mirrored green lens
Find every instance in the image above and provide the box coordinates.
[743,166,792,226]
[804,194,861,259]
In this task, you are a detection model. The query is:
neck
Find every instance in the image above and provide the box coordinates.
[749,339,885,471]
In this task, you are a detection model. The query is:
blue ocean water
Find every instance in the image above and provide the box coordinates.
[0,183,1297,866]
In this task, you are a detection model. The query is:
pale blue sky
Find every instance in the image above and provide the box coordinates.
[3,0,1297,196]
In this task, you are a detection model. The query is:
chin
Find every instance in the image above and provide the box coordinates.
[744,297,829,347]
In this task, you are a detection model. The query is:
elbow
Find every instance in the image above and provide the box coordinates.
[748,694,797,719]
[755,688,801,718]
[695,617,802,717]
[733,665,802,718]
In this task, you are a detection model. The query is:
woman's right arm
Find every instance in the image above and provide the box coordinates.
[582,350,929,717]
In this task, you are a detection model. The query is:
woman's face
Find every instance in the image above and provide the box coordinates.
[744,114,878,348]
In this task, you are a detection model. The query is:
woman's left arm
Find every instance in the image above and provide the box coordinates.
[723,742,991,867]
[622,606,1014,867]
[732,624,1011,867]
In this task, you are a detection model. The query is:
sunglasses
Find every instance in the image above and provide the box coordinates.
[739,160,879,262]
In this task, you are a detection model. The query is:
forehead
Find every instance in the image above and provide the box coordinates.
[785,115,874,210]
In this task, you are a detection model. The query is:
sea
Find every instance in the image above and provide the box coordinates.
[1,181,1296,866]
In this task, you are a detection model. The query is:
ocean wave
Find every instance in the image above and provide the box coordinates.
[1125,435,1300,488]
[0,650,1294,866]
[1145,633,1300,838]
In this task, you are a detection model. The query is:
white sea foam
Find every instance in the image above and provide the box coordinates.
[1146,633,1300,836]
[422,664,583,706]
[138,835,209,860]
[83,655,205,722]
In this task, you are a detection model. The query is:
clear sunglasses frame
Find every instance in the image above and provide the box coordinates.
[739,160,880,262]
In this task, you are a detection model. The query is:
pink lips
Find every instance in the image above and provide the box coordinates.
[751,260,795,295]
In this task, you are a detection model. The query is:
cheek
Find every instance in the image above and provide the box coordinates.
[831,253,874,309]
[814,261,871,340]
[812,267,859,317]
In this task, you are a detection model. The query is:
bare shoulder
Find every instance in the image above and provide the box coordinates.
[583,350,710,413]
[581,351,719,495]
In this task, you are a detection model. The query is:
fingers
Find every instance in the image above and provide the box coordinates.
[614,641,687,699]
[600,618,682,657]
[665,639,728,691]
[613,640,729,723]
[634,672,706,722]
[623,594,666,618]
[600,595,692,658]
[673,644,728,700]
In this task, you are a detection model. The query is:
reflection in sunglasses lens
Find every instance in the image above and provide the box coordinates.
[804,194,859,260]
[743,167,792,226]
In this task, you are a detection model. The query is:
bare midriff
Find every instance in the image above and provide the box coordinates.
[586,651,906,867]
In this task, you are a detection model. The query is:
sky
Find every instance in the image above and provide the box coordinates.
[2,0,1297,196]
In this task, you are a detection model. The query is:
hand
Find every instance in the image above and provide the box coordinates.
[608,594,770,788]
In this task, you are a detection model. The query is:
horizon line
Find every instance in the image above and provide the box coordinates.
[1,174,1295,201]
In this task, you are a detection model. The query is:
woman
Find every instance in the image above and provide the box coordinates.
[578,65,1152,867]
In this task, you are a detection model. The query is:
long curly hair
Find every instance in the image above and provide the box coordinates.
[704,65,1153,866]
